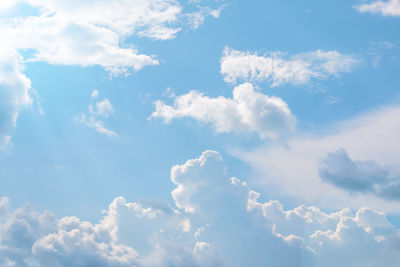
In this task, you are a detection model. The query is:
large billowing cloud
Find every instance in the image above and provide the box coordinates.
[151,83,296,139]
[1,151,400,266]
[239,105,400,213]
[356,0,400,16]
[220,47,358,86]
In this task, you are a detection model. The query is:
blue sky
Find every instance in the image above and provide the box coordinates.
[1,0,400,266]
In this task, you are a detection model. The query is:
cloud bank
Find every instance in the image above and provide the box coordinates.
[0,151,400,266]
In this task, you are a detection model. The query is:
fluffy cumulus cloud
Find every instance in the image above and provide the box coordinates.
[0,0,223,75]
[1,151,400,266]
[319,148,400,200]
[356,0,400,16]
[0,47,33,148]
[220,47,358,86]
[77,90,117,138]
[0,0,176,75]
[240,105,400,213]
[151,83,296,139]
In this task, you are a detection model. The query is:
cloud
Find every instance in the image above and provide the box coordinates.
[171,150,229,214]
[0,0,224,76]
[78,114,117,138]
[151,83,296,139]
[377,181,400,200]
[220,47,358,86]
[319,148,390,192]
[1,151,400,266]
[319,149,400,201]
[0,203,57,266]
[89,98,114,118]
[0,1,224,146]
[324,96,341,105]
[1,0,176,75]
[0,197,9,217]
[77,91,117,138]
[0,1,17,12]
[0,46,33,149]
[170,151,400,267]
[0,1,224,148]
[367,41,400,68]
[356,0,400,16]
[239,105,400,213]
[137,25,182,41]
[187,5,228,29]
[248,196,400,267]
[91,90,99,99]
[0,194,216,266]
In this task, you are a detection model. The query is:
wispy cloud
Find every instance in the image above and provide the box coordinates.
[356,0,400,16]
[220,47,358,87]
[77,90,117,138]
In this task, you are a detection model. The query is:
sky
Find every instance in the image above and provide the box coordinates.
[0,0,400,266]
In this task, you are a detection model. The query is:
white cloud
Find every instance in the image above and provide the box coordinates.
[0,197,9,218]
[356,0,400,16]
[89,98,114,118]
[91,90,99,99]
[0,1,223,149]
[249,196,400,267]
[0,46,33,149]
[0,195,217,266]
[77,93,117,138]
[78,113,117,138]
[324,96,341,105]
[0,1,223,145]
[0,203,57,266]
[0,0,17,11]
[220,47,358,86]
[187,5,227,29]
[0,151,400,266]
[151,83,296,139]
[171,151,400,266]
[0,0,224,76]
[238,105,400,213]
[162,87,176,98]
[137,25,182,41]
[171,150,228,213]
[2,15,159,76]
